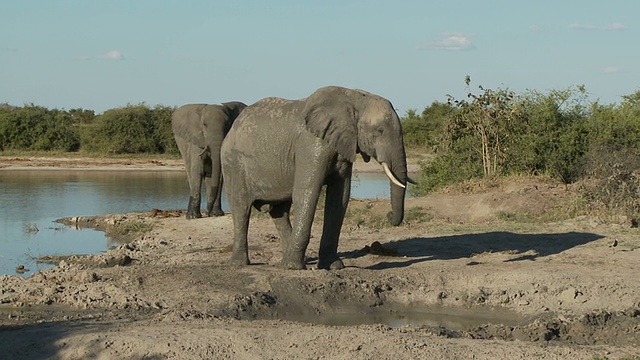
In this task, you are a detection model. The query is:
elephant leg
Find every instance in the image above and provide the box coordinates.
[185,151,203,219]
[187,195,202,219]
[229,200,252,266]
[317,167,352,270]
[283,175,326,270]
[214,174,225,216]
[268,201,293,256]
[205,174,224,217]
[205,153,225,217]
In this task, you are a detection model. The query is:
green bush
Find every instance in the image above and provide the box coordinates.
[0,105,80,151]
[402,101,453,149]
[580,92,640,216]
[410,80,594,195]
[506,87,590,183]
[80,103,176,154]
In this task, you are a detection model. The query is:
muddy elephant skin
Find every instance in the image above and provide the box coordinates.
[221,86,410,270]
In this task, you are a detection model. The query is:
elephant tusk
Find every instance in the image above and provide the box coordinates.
[382,163,405,189]
[198,146,209,157]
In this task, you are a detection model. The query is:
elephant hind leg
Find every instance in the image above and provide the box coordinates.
[229,202,252,266]
[317,170,351,270]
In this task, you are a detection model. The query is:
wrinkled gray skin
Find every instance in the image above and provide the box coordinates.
[172,101,247,219]
[221,86,410,270]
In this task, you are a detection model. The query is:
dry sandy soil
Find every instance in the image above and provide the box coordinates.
[1,156,639,359]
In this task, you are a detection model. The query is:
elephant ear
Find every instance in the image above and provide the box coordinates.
[221,101,247,120]
[304,89,358,162]
[172,105,207,147]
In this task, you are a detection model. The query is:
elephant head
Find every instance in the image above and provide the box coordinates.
[304,86,411,226]
[194,102,247,149]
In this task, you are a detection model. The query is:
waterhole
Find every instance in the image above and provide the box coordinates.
[267,305,528,330]
[0,170,400,276]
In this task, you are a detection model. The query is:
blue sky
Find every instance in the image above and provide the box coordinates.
[1,0,638,115]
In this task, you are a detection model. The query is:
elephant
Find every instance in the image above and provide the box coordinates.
[172,101,247,219]
[221,86,413,270]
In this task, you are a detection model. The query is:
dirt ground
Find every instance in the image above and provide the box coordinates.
[1,155,639,359]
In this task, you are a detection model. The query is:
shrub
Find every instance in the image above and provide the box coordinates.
[410,79,593,194]
[0,105,80,151]
[81,103,176,154]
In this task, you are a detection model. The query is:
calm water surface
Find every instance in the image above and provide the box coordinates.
[0,170,398,276]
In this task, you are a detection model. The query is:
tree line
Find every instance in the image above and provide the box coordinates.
[1,80,639,215]
[0,103,177,155]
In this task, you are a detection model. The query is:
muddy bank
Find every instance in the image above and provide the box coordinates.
[1,170,639,359]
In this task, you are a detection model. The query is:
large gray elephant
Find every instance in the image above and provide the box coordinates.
[172,101,247,219]
[221,86,413,270]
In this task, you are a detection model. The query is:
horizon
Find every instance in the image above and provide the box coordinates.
[2,1,638,115]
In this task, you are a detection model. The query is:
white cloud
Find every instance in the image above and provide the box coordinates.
[569,22,626,31]
[98,50,124,60]
[82,50,125,61]
[529,24,543,32]
[421,32,475,51]
[603,66,620,74]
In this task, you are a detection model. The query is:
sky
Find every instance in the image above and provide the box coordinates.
[1,0,638,115]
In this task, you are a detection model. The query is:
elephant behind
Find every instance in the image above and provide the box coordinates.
[172,101,247,219]
[221,86,412,270]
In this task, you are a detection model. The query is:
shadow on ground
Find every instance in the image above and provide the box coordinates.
[0,320,161,360]
[342,231,605,270]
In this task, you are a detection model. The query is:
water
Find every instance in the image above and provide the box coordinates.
[279,305,527,330]
[0,170,398,276]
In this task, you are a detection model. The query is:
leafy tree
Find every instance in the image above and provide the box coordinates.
[68,108,95,124]
[81,103,177,154]
[586,91,640,151]
[0,105,80,151]
[508,87,590,183]
[152,104,179,155]
[581,91,640,216]
[446,80,518,178]
[409,79,592,195]
[402,101,454,149]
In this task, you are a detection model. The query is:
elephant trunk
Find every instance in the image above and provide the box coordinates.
[384,154,408,227]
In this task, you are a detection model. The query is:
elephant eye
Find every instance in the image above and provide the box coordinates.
[376,127,384,135]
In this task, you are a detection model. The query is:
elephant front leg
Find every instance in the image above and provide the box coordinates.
[185,154,204,219]
[186,170,203,219]
[283,185,323,270]
[205,174,225,217]
[317,168,352,270]
[187,195,202,219]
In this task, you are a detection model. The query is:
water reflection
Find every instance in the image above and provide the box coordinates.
[278,305,527,330]
[0,170,399,276]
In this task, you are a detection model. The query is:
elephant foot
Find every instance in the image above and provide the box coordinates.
[185,211,202,220]
[281,258,307,270]
[229,253,250,266]
[208,209,225,217]
[187,197,203,219]
[318,258,344,270]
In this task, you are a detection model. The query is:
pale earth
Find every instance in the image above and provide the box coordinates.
[0,156,639,359]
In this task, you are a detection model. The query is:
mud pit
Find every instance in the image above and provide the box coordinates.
[1,157,639,359]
